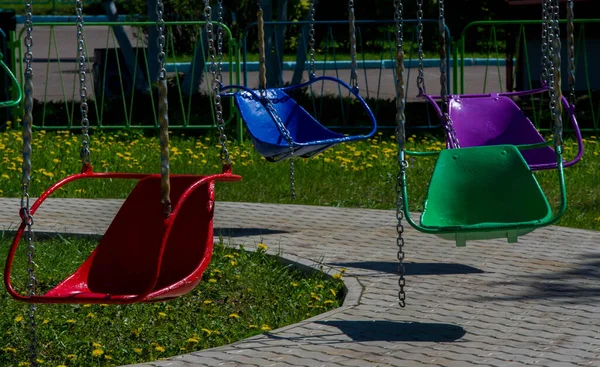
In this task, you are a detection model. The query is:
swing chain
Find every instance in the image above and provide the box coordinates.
[437,0,460,148]
[76,0,90,167]
[566,0,576,107]
[416,0,425,95]
[23,2,38,365]
[308,0,316,79]
[541,0,550,86]
[393,0,406,308]
[206,0,231,166]
[550,0,563,149]
[348,0,358,90]
[156,0,171,216]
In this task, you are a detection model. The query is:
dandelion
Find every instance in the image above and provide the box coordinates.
[229,313,240,319]
[261,325,271,331]
[14,315,23,323]
[324,300,334,304]
[155,345,165,352]
[257,243,268,251]
[208,278,217,283]
[66,319,76,324]
[158,312,167,318]
[315,284,324,289]
[230,260,238,266]
[133,348,143,354]
[330,289,337,296]
[92,342,102,348]
[203,300,213,305]
[187,338,199,343]
[201,328,212,335]
[224,254,234,259]
[87,312,95,318]
[92,349,104,357]
[332,273,343,280]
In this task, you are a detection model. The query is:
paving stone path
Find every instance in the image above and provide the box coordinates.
[1,198,599,367]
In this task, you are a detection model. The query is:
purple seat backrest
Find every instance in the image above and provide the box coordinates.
[448,95,556,166]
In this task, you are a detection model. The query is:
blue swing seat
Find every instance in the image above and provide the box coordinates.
[222,76,377,161]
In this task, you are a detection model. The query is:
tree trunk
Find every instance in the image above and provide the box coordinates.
[102,0,149,92]
[291,0,319,85]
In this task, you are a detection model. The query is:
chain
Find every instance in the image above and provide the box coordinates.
[550,0,563,149]
[76,0,91,168]
[308,0,316,78]
[416,0,426,95]
[22,2,38,365]
[393,0,406,308]
[541,0,550,87]
[348,0,358,90]
[437,0,459,148]
[156,0,171,216]
[567,0,575,107]
[205,0,231,165]
[265,101,296,199]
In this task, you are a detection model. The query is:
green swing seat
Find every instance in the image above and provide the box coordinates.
[411,145,564,246]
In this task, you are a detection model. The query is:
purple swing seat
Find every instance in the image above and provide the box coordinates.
[423,90,584,171]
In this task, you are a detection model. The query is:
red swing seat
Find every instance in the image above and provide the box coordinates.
[4,169,241,304]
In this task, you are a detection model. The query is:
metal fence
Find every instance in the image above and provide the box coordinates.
[457,19,600,132]
[241,19,452,131]
[9,20,242,136]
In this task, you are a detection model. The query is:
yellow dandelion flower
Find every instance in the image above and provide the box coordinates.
[257,243,268,251]
[224,254,234,259]
[92,349,104,357]
[230,260,237,266]
[324,300,334,304]
[315,284,324,289]
[187,338,199,343]
[104,355,112,360]
[92,342,102,348]
[201,328,212,335]
[332,273,343,279]
[87,312,95,318]
[248,324,258,329]
[261,325,271,331]
[330,288,337,296]
[14,315,23,323]
[66,319,76,324]
[208,278,217,283]
[203,300,213,305]
[291,282,298,287]
[155,346,165,352]
[18,362,30,367]
[133,348,143,354]
[229,313,240,319]
[1,173,9,179]
[158,312,167,318]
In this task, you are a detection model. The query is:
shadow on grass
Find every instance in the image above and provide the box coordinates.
[331,261,484,276]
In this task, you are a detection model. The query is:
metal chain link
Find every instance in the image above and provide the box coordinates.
[308,0,316,78]
[393,0,406,308]
[541,0,550,87]
[348,0,358,90]
[438,0,460,148]
[550,0,563,149]
[416,0,426,95]
[566,0,576,107]
[205,0,231,165]
[22,2,38,365]
[156,0,171,216]
[76,0,91,167]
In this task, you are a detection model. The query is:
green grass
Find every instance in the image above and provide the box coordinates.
[0,235,345,366]
[0,127,598,231]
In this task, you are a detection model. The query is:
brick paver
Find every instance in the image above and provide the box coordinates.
[1,198,599,367]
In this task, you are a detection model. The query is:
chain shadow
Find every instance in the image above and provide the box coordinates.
[331,261,484,275]
[472,253,600,302]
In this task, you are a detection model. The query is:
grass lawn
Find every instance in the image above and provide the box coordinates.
[0,127,597,231]
[0,235,345,366]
